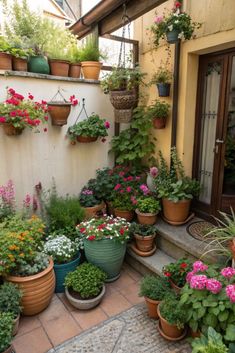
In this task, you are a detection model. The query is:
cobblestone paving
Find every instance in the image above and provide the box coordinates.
[47,304,191,353]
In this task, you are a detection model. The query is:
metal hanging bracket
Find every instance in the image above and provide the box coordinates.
[74,98,89,124]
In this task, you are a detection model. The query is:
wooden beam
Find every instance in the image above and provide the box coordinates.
[101,34,138,45]
[99,0,166,35]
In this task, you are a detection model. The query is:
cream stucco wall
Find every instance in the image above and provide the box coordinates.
[134,0,235,174]
[0,74,114,206]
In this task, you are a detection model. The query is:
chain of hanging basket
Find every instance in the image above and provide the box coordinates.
[73,98,89,125]
[118,4,131,69]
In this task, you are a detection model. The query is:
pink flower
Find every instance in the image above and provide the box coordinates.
[104,121,110,129]
[135,176,141,181]
[119,171,125,177]
[150,167,158,178]
[114,184,121,191]
[23,194,31,208]
[206,279,222,294]
[0,117,6,123]
[126,176,133,181]
[190,274,208,290]
[72,99,78,106]
[131,196,138,205]
[8,88,15,95]
[140,184,150,195]
[126,186,132,193]
[186,271,195,283]
[221,267,235,278]
[193,260,208,273]
[226,284,235,303]
[154,16,163,24]
[10,111,17,117]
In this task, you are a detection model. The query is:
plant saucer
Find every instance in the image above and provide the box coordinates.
[157,321,187,341]
[130,242,157,257]
[161,213,195,226]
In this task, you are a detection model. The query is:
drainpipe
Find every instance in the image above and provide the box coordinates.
[171,40,181,147]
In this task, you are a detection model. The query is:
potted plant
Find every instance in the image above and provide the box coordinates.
[0,312,14,353]
[0,36,12,70]
[0,88,49,136]
[146,100,170,129]
[157,295,187,340]
[191,327,228,353]
[0,214,55,316]
[130,223,157,255]
[10,47,33,71]
[139,275,172,318]
[135,196,161,225]
[150,65,172,97]
[77,216,130,281]
[79,39,105,80]
[68,44,82,78]
[162,258,192,293]
[64,262,107,310]
[150,1,201,46]
[155,148,200,224]
[0,282,22,335]
[101,66,146,123]
[79,188,105,219]
[47,93,78,127]
[67,114,110,144]
[43,235,81,293]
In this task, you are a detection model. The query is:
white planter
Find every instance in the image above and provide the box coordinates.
[146,173,155,192]
[65,285,105,310]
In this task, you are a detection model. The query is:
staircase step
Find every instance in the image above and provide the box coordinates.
[126,246,175,276]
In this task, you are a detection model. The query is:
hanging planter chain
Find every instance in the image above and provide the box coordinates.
[49,87,69,103]
[118,4,131,68]
[74,98,89,125]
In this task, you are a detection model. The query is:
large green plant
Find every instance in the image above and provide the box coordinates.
[139,275,172,300]
[110,107,156,167]
[192,327,228,353]
[0,282,22,318]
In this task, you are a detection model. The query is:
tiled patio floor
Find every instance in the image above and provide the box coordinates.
[13,263,144,353]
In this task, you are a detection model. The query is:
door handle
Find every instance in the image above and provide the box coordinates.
[215,138,224,144]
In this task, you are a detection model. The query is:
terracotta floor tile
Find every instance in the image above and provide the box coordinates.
[119,281,145,305]
[111,271,136,290]
[71,306,108,330]
[100,291,132,317]
[122,264,143,282]
[57,293,75,312]
[13,327,52,353]
[16,316,41,336]
[41,312,82,346]
[38,296,68,323]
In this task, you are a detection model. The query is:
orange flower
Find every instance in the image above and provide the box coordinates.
[8,245,18,251]
[19,253,24,257]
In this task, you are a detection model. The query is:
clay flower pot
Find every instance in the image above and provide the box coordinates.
[157,305,185,339]
[81,61,102,80]
[114,208,134,222]
[12,57,27,71]
[162,198,191,224]
[65,285,105,310]
[76,135,98,143]
[144,296,160,319]
[153,117,166,129]
[7,258,55,316]
[0,52,12,70]
[135,209,158,225]
[48,102,72,126]
[49,59,70,77]
[69,63,81,78]
[83,202,106,219]
[169,279,182,294]
[2,123,24,136]
[134,233,156,252]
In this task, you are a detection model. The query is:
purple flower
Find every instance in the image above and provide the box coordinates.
[82,189,93,195]
[190,274,208,290]
[154,16,163,24]
[221,267,235,278]
[104,121,110,129]
[140,184,150,195]
[150,167,158,178]
[193,260,208,273]
[206,279,222,294]
[226,284,235,303]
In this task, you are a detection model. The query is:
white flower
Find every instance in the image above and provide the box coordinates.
[178,32,184,39]
[168,25,173,31]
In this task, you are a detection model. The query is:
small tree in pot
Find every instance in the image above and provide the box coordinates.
[146,100,170,129]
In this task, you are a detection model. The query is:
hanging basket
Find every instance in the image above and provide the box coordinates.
[114,108,133,123]
[48,90,72,126]
[2,123,24,136]
[76,135,98,143]
[109,90,137,110]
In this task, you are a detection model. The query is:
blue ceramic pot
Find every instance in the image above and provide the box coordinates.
[156,83,171,97]
[54,253,81,293]
[166,29,180,44]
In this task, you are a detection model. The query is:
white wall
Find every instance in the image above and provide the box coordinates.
[0,74,114,205]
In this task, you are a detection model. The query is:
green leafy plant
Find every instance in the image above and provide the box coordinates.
[67,114,110,143]
[10,47,33,59]
[150,65,172,84]
[79,38,105,62]
[46,26,78,61]
[146,100,170,119]
[79,188,100,207]
[136,196,161,213]
[139,275,172,300]
[159,295,187,329]
[162,258,193,287]
[192,327,228,353]
[130,222,157,237]
[0,312,14,353]
[43,235,79,264]
[68,44,82,64]
[0,282,22,318]
[64,262,107,299]
[110,106,156,167]
[0,36,11,54]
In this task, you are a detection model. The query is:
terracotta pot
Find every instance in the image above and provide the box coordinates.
[0,52,12,70]
[144,297,160,319]
[12,314,20,336]
[2,344,14,353]
[69,63,81,78]
[12,57,27,71]
[157,305,184,339]
[135,209,158,225]
[162,198,191,223]
[134,233,156,252]
[114,209,134,222]
[229,238,235,259]
[48,102,72,126]
[65,285,105,310]
[153,117,166,129]
[169,279,182,294]
[190,329,201,338]
[83,202,106,219]
[7,258,55,316]
[76,135,98,143]
[49,59,70,77]
[81,61,102,80]
[2,123,24,136]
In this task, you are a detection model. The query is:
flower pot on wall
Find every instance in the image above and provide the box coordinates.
[12,57,27,71]
[49,59,70,77]
[54,253,81,293]
[81,61,102,80]
[162,198,191,223]
[76,136,98,143]
[153,117,166,129]
[156,83,171,97]
[0,52,12,70]
[166,29,180,44]
[48,102,72,126]
[2,123,24,136]
[114,208,134,222]
[28,55,50,74]
[69,63,81,78]
[7,258,55,316]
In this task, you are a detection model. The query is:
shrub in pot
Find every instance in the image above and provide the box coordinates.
[77,216,130,281]
[162,258,193,293]
[150,65,172,97]
[0,36,12,70]
[135,196,161,225]
[64,262,107,310]
[10,47,32,71]
[146,99,170,129]
[0,312,14,353]
[0,214,55,316]
[79,188,105,219]
[79,39,105,80]
[68,44,82,78]
[130,223,157,254]
[191,327,228,353]
[0,282,22,335]
[43,235,81,293]
[157,295,187,340]
[139,275,172,318]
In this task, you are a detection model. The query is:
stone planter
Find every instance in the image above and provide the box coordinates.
[54,253,81,293]
[114,209,134,222]
[65,284,105,310]
[12,313,20,336]
[81,61,102,80]
[135,209,158,225]
[144,296,160,319]
[134,233,156,252]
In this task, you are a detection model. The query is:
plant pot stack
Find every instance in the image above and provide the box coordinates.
[110,90,137,123]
